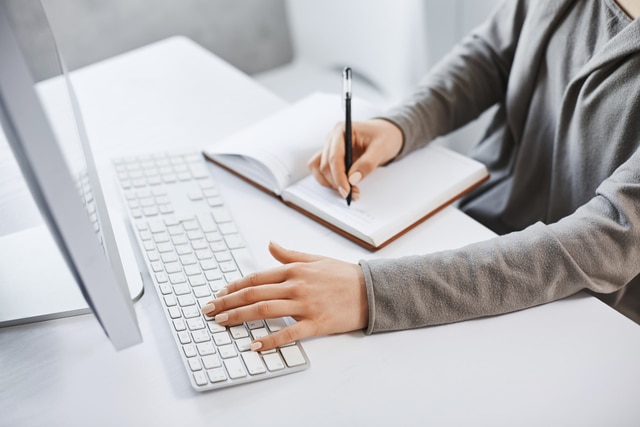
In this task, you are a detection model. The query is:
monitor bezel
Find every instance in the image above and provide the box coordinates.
[0,2,141,350]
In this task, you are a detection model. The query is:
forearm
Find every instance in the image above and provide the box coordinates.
[360,151,640,333]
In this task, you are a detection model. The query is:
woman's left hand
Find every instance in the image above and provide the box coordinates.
[201,241,368,351]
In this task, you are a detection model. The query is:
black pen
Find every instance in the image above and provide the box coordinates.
[343,67,353,206]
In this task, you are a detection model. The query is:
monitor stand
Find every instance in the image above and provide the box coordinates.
[0,224,143,327]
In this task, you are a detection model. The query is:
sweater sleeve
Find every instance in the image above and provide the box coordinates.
[360,147,640,334]
[383,0,529,158]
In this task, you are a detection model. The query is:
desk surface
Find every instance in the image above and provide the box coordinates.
[1,37,639,427]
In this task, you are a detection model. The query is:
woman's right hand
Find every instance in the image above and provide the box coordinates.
[307,118,403,201]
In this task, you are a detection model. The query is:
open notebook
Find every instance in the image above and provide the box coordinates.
[204,93,488,250]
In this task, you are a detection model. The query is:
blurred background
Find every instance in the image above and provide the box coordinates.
[4,0,501,152]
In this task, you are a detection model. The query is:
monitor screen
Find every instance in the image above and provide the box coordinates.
[0,0,142,350]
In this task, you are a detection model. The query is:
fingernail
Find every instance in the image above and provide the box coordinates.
[349,171,362,186]
[338,187,349,198]
[216,288,228,297]
[202,303,215,315]
[250,341,263,351]
[215,313,228,323]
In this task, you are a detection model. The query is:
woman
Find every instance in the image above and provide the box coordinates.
[203,0,640,351]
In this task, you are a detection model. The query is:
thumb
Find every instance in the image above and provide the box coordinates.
[268,241,324,264]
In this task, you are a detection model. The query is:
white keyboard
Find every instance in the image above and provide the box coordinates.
[114,151,309,391]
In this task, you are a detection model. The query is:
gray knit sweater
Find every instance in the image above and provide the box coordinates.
[360,0,640,334]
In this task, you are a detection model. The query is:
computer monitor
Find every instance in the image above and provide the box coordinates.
[0,1,142,350]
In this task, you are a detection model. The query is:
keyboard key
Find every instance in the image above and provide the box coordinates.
[229,325,249,339]
[189,275,207,287]
[197,342,215,356]
[235,337,252,352]
[193,371,208,386]
[193,286,211,299]
[202,354,221,369]
[213,331,232,346]
[265,318,287,332]
[224,358,246,379]
[148,220,165,233]
[214,251,233,262]
[147,250,160,262]
[178,295,196,307]
[192,239,209,250]
[169,273,187,285]
[281,346,306,367]
[184,265,201,276]
[165,262,182,274]
[173,319,187,332]
[242,352,266,375]
[183,344,197,358]
[178,331,191,344]
[164,295,177,307]
[246,320,264,330]
[205,231,222,242]
[207,368,227,383]
[195,249,213,260]
[263,353,286,371]
[188,358,202,372]
[161,252,178,263]
[172,234,188,246]
[204,269,222,281]
[196,213,217,233]
[173,284,190,295]
[180,254,198,265]
[192,330,210,344]
[200,259,217,270]
[182,219,199,231]
[219,261,237,273]
[187,230,204,240]
[176,245,192,255]
[186,317,205,331]
[151,261,163,272]
[251,328,269,341]
[207,321,226,333]
[182,306,200,318]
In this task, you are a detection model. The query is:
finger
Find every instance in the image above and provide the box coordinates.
[319,123,348,192]
[309,163,333,188]
[327,127,351,197]
[268,241,325,264]
[347,143,388,187]
[224,266,288,295]
[214,298,301,327]
[251,320,315,351]
[205,282,293,316]
[307,150,321,172]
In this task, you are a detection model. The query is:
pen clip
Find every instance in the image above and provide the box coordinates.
[342,67,352,104]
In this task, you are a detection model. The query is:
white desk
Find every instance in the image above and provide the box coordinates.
[1,37,639,427]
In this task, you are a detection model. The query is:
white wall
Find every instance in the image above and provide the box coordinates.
[5,0,293,81]
[255,0,502,113]
[425,0,502,153]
